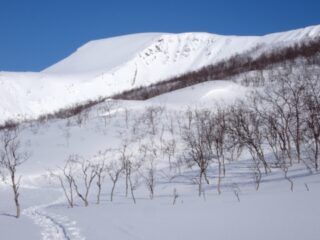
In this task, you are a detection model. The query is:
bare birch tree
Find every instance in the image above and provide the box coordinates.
[107,158,123,202]
[93,152,109,204]
[50,157,76,208]
[0,128,29,218]
[71,155,97,207]
[182,110,211,196]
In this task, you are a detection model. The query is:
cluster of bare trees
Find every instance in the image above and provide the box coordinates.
[52,105,178,207]
[181,67,320,195]
[55,70,320,206]
[254,68,320,166]
[51,153,109,207]
[5,65,316,213]
[52,143,143,207]
[181,107,234,196]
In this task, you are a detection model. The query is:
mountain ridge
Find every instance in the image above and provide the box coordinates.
[0,25,319,123]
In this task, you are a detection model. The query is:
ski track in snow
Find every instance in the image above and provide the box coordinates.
[23,204,85,240]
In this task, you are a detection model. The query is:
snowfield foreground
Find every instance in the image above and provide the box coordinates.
[2,176,320,240]
[1,79,320,240]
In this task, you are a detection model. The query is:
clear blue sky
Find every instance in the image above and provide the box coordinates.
[1,0,319,72]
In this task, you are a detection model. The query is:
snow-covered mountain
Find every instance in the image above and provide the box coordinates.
[1,25,320,240]
[0,25,320,122]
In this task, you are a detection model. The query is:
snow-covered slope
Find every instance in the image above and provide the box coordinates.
[0,25,320,122]
[43,33,163,75]
[1,78,320,240]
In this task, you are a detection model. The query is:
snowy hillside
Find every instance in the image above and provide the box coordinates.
[0,25,320,123]
[1,76,320,240]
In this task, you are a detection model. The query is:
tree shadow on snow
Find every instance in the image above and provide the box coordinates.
[0,212,16,218]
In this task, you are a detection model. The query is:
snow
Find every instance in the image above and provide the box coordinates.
[148,80,249,107]
[0,26,320,240]
[1,215,41,240]
[0,25,320,123]
[49,183,320,240]
[0,79,320,240]
[43,33,163,75]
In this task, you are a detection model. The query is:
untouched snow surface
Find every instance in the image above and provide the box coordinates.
[0,80,320,240]
[0,25,320,122]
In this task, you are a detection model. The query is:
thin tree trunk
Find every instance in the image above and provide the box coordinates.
[110,181,117,202]
[11,174,20,218]
[125,173,129,197]
[96,183,102,204]
[198,171,203,197]
[128,176,136,204]
[13,186,20,218]
[315,139,319,171]
[217,161,222,195]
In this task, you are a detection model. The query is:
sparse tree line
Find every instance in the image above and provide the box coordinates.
[1,59,319,216]
[187,67,320,195]
[50,106,169,207]
[50,64,320,205]
[50,143,158,207]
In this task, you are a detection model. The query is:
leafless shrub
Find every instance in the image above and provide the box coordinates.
[92,152,108,204]
[228,103,270,174]
[304,76,320,170]
[182,110,212,196]
[71,155,97,207]
[106,155,123,202]
[50,158,76,208]
[138,106,165,136]
[125,159,140,204]
[210,107,229,194]
[161,138,176,170]
[119,142,132,198]
[139,142,158,199]
[97,99,118,128]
